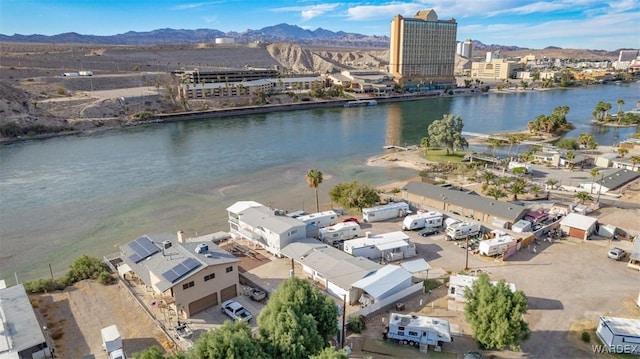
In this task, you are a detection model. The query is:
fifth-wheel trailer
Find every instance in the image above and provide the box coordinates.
[402,211,443,231]
[383,312,453,348]
[362,202,410,223]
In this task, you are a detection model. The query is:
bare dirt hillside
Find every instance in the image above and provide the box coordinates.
[266,43,389,73]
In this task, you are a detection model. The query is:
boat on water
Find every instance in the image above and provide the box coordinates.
[344,100,378,107]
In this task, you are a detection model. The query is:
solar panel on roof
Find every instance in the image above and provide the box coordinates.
[127,236,160,263]
[161,258,202,283]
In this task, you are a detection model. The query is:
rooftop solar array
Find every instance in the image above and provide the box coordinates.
[128,236,160,263]
[162,258,202,283]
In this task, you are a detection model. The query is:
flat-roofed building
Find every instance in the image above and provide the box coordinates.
[471,59,523,80]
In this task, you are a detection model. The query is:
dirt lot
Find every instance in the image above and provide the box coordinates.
[32,280,175,359]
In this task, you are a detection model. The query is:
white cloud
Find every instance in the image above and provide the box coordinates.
[271,3,341,21]
[174,1,222,10]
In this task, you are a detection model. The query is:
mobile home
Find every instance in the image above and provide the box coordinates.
[402,211,443,231]
[319,222,361,245]
[445,222,481,241]
[297,210,339,228]
[383,313,452,348]
[362,202,411,223]
[478,232,515,256]
[343,231,415,261]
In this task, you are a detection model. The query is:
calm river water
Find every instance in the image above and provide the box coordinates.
[1,83,638,282]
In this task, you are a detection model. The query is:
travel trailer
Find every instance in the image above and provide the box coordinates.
[297,210,338,228]
[445,222,481,241]
[383,313,452,348]
[478,232,515,256]
[318,221,361,245]
[402,211,443,231]
[101,325,123,356]
[362,202,411,223]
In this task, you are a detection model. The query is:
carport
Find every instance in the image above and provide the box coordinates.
[352,265,412,306]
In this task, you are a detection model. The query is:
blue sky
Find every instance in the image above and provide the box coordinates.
[1,0,638,50]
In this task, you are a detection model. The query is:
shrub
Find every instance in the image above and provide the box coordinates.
[423,279,440,292]
[66,255,109,282]
[347,315,365,333]
[131,111,154,121]
[55,87,66,96]
[98,271,113,285]
[23,278,66,294]
[581,331,590,342]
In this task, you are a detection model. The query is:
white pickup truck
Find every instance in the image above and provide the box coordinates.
[221,300,253,322]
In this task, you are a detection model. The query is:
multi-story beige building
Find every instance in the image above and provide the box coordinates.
[389,9,457,90]
[471,59,523,80]
[118,232,240,318]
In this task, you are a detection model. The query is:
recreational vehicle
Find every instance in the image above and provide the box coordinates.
[478,233,515,256]
[402,211,443,231]
[383,313,452,348]
[318,222,361,245]
[362,202,411,223]
[297,210,338,228]
[445,222,481,241]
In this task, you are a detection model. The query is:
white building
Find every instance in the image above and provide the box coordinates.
[596,316,640,355]
[448,274,516,302]
[343,231,416,262]
[226,201,307,256]
[559,213,597,240]
[456,39,473,59]
[352,264,413,305]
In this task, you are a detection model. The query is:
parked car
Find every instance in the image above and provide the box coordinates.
[221,300,253,322]
[608,248,627,261]
[342,217,360,225]
[417,227,439,236]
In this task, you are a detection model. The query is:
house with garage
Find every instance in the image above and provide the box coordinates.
[118,232,240,318]
[226,201,307,256]
[401,182,528,229]
[596,316,640,354]
[343,231,416,262]
[559,213,598,240]
[0,283,53,359]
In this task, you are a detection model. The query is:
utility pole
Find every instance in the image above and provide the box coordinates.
[596,173,604,204]
[341,294,346,349]
[465,236,470,270]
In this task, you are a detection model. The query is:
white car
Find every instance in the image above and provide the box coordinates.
[608,248,626,261]
[221,300,253,322]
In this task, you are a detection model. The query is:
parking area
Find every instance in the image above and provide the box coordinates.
[353,218,640,358]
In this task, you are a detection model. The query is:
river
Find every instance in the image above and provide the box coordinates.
[1,82,638,282]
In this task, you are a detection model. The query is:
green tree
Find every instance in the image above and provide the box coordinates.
[190,321,266,359]
[617,147,629,158]
[508,182,526,201]
[306,169,324,213]
[565,151,576,170]
[630,155,640,171]
[486,187,506,200]
[556,137,578,150]
[574,191,593,204]
[420,136,430,156]
[310,347,349,359]
[133,346,168,359]
[328,181,380,211]
[258,277,338,358]
[427,114,469,155]
[480,170,496,185]
[530,184,542,197]
[576,133,595,149]
[464,274,530,350]
[546,178,559,190]
[616,98,625,122]
[589,168,600,194]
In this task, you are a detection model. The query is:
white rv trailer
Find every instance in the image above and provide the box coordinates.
[402,211,443,231]
[362,202,410,223]
[383,312,452,348]
[297,210,338,228]
[318,221,361,245]
[445,222,481,241]
[478,232,515,256]
[101,325,123,355]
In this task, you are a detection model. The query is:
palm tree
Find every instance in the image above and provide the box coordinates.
[530,184,542,198]
[306,169,323,212]
[565,151,576,170]
[546,178,559,190]
[420,137,430,157]
[481,170,496,185]
[574,191,593,204]
[617,98,625,114]
[508,183,526,201]
[486,187,506,200]
[630,155,640,171]
[617,147,629,158]
[589,168,600,194]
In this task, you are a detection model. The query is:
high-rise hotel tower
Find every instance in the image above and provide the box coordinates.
[389,10,457,90]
